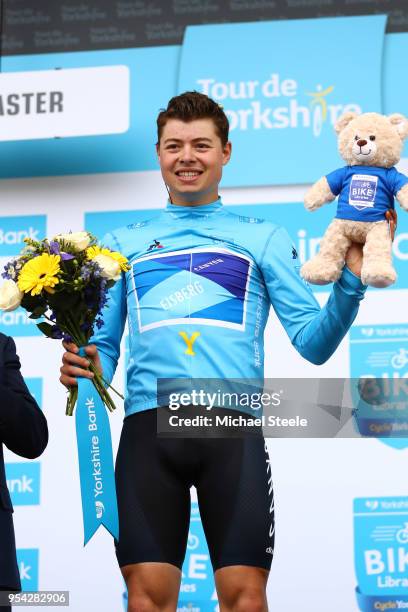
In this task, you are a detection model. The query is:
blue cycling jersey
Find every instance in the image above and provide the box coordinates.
[91,199,366,416]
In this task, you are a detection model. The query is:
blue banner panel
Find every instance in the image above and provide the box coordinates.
[16,549,39,591]
[178,16,386,186]
[384,33,408,158]
[6,462,41,506]
[0,215,47,256]
[354,497,408,606]
[350,324,408,450]
[0,46,179,178]
[0,307,43,337]
[0,215,47,335]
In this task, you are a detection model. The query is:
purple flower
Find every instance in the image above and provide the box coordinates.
[50,241,74,261]
[2,262,17,280]
[2,266,11,280]
[51,326,64,340]
[80,261,102,282]
[49,241,60,255]
[80,263,92,282]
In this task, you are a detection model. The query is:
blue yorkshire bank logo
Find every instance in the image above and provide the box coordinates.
[16,549,39,591]
[5,462,41,506]
[0,307,42,337]
[350,324,408,450]
[178,16,386,186]
[0,215,46,256]
[354,497,408,610]
[0,215,46,336]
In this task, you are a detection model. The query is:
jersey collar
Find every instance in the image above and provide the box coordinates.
[165,198,223,218]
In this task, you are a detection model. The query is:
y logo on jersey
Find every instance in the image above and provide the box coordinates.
[179,331,200,355]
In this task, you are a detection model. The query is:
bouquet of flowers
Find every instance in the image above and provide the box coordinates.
[0,231,129,416]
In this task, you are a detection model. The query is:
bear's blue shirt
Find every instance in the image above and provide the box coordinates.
[326,165,408,222]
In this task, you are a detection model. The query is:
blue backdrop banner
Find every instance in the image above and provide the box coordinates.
[16,549,39,591]
[0,47,179,178]
[178,15,386,186]
[384,33,408,158]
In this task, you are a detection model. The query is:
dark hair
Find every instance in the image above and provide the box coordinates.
[157,91,229,146]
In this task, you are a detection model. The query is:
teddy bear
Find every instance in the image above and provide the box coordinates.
[300,112,408,288]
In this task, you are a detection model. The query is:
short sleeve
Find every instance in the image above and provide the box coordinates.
[388,167,408,195]
[326,167,347,196]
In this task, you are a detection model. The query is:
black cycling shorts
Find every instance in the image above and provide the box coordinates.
[114,407,275,572]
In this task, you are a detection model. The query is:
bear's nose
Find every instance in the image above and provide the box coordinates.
[357,139,367,147]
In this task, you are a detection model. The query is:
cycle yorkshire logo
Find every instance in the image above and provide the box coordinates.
[354,497,408,607]
[198,75,361,137]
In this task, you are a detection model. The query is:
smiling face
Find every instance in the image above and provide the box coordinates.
[156,118,232,206]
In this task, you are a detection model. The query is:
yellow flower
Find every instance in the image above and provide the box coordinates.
[18,253,61,296]
[86,246,130,271]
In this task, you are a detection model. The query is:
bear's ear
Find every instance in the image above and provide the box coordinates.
[388,114,408,140]
[334,112,358,135]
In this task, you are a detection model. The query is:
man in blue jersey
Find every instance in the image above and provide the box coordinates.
[60,92,396,611]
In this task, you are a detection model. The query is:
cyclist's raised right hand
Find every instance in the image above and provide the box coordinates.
[59,342,103,388]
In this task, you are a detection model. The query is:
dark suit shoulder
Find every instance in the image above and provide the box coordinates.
[0,334,16,355]
[0,335,20,377]
[0,333,10,349]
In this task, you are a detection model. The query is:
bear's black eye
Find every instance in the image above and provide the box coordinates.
[354,135,359,141]
[369,135,376,141]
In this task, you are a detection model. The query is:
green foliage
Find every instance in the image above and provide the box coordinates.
[29,305,47,319]
[36,322,54,337]
[21,293,45,311]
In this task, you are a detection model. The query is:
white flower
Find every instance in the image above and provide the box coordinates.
[93,254,121,281]
[55,231,91,251]
[6,264,17,280]
[0,280,24,311]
